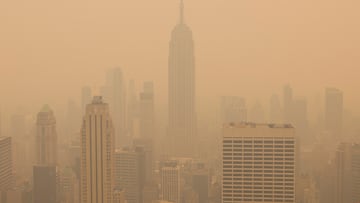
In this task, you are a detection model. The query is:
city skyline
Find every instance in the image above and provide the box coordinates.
[0,1,360,203]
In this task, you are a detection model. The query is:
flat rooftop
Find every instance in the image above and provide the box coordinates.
[224,122,294,129]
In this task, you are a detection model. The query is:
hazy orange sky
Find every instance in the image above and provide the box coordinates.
[1,0,360,115]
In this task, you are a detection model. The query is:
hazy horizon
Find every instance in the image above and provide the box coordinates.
[1,0,360,114]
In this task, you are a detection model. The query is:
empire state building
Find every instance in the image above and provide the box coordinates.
[168,0,197,157]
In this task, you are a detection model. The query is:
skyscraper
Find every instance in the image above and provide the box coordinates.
[0,136,13,191]
[222,123,296,203]
[325,88,343,138]
[139,81,155,139]
[80,96,114,203]
[168,0,197,157]
[33,165,57,203]
[335,143,360,203]
[102,68,127,148]
[160,162,181,203]
[283,85,293,123]
[35,105,57,166]
[114,147,145,203]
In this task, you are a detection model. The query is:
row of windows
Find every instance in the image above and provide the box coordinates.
[223,168,295,173]
[223,190,294,197]
[223,140,295,144]
[223,185,294,189]
[223,179,294,184]
[224,199,293,203]
[223,152,294,156]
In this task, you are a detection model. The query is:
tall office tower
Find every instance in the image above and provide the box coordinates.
[80,96,115,203]
[66,100,81,142]
[222,123,296,203]
[269,94,282,123]
[139,81,155,139]
[114,147,145,203]
[283,85,293,123]
[168,0,197,157]
[192,170,209,203]
[221,96,247,124]
[33,165,57,203]
[35,105,58,166]
[103,68,127,147]
[127,80,138,138]
[10,114,28,178]
[134,138,154,183]
[160,162,181,203]
[0,137,13,191]
[81,86,92,113]
[335,143,360,203]
[59,167,78,203]
[325,88,343,138]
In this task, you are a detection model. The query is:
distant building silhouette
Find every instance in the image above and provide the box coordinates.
[222,123,296,203]
[325,88,343,138]
[139,81,155,139]
[221,96,247,124]
[283,85,293,123]
[35,105,57,166]
[81,86,92,114]
[80,96,114,203]
[269,94,282,123]
[33,165,57,203]
[102,68,127,148]
[168,0,197,157]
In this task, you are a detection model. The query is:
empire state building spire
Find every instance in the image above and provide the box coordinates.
[168,0,197,157]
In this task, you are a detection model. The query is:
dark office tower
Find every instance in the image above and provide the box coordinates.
[325,88,343,138]
[103,68,127,147]
[220,96,247,124]
[35,105,57,166]
[33,165,56,203]
[269,94,282,123]
[0,137,13,192]
[335,143,360,203]
[139,81,155,139]
[168,0,197,157]
[81,86,92,113]
[283,85,293,123]
[192,171,209,203]
[127,80,138,138]
[114,147,145,203]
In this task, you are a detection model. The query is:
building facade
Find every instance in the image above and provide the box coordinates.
[35,105,58,166]
[222,123,296,203]
[80,96,115,203]
[161,162,181,203]
[0,137,13,191]
[168,0,197,157]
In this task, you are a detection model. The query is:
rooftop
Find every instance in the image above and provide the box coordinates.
[224,122,293,129]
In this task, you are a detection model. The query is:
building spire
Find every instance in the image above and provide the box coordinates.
[180,0,184,24]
